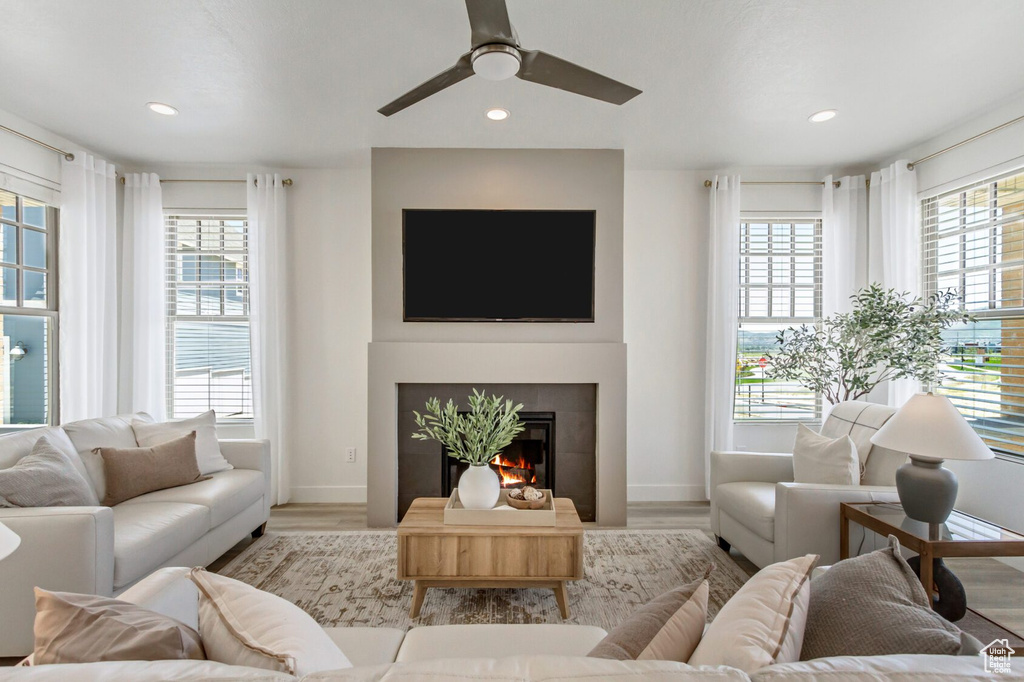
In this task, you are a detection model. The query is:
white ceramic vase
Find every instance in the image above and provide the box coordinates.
[458,464,500,509]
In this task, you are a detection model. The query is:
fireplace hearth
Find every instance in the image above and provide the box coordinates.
[442,412,555,496]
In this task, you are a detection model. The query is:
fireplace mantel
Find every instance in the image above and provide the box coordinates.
[367,342,627,527]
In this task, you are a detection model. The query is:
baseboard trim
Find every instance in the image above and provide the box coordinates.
[628,484,707,502]
[289,486,367,503]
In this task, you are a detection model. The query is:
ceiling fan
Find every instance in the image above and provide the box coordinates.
[378,0,642,116]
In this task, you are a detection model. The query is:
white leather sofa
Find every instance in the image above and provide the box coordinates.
[710,401,906,569]
[0,567,997,681]
[0,414,270,656]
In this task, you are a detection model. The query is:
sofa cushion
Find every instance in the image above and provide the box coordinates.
[714,482,775,542]
[112,502,210,589]
[120,469,265,527]
[750,653,992,681]
[0,433,99,507]
[396,624,608,663]
[64,413,154,501]
[303,656,752,681]
[323,628,406,667]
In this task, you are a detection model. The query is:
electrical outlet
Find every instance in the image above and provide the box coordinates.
[345,447,357,463]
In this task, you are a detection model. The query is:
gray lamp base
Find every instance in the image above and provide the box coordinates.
[895,456,958,524]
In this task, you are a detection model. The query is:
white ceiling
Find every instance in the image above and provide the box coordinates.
[2,0,1023,170]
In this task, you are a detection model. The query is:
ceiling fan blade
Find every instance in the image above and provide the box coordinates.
[516,49,641,105]
[465,0,517,48]
[378,53,475,116]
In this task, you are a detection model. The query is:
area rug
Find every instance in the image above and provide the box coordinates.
[217,529,750,631]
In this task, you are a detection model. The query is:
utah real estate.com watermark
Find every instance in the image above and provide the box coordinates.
[982,639,1015,675]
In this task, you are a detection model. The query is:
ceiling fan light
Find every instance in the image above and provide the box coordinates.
[471,45,522,81]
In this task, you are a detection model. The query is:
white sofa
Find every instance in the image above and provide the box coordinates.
[0,567,997,681]
[710,401,907,568]
[0,414,271,656]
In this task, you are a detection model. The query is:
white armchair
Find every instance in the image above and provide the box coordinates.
[710,401,907,568]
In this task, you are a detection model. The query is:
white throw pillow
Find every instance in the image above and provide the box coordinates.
[133,411,232,476]
[188,568,351,676]
[688,554,817,673]
[791,423,859,485]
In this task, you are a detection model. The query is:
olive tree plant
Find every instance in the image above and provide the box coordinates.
[767,284,972,404]
[412,389,525,465]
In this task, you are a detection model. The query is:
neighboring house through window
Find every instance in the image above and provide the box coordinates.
[0,190,57,426]
[734,219,822,422]
[166,214,253,421]
[923,168,1024,456]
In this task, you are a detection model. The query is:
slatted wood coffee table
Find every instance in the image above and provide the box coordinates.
[397,497,584,618]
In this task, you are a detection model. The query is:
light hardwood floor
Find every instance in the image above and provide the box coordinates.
[213,501,1024,634]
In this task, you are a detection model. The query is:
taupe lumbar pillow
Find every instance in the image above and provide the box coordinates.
[588,565,712,662]
[800,535,963,660]
[96,431,207,506]
[33,587,205,664]
[0,433,99,507]
[792,423,859,485]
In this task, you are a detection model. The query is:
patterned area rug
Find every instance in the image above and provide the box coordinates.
[218,529,750,631]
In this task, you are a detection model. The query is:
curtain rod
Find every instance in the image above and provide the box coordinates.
[704,180,841,188]
[118,177,293,186]
[908,113,1024,170]
[0,124,75,161]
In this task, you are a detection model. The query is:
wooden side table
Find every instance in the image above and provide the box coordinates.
[397,497,584,618]
[840,502,1024,606]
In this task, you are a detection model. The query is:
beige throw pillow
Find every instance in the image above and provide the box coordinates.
[792,424,859,485]
[800,535,963,660]
[189,567,352,676]
[0,433,99,507]
[33,588,204,664]
[589,566,712,662]
[688,554,817,673]
[97,431,207,506]
[133,410,232,476]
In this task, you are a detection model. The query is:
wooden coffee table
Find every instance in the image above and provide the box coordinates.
[397,497,584,618]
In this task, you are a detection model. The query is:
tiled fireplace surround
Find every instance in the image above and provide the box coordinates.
[397,383,597,521]
[367,342,627,527]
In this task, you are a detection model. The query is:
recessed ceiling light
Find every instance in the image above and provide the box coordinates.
[486,108,510,121]
[146,102,179,116]
[808,109,837,123]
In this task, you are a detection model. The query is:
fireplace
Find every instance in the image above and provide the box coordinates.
[397,383,596,522]
[442,412,555,496]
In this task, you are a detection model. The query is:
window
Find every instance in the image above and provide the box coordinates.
[166,215,252,422]
[0,190,57,426]
[923,168,1024,456]
[734,219,822,421]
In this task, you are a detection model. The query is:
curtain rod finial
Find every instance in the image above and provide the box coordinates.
[282,178,293,186]
[704,179,713,188]
[64,153,75,162]
[906,162,915,171]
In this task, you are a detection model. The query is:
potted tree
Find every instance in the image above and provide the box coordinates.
[768,284,971,404]
[412,389,525,509]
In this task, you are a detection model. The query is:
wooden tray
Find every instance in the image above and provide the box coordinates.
[444,489,556,526]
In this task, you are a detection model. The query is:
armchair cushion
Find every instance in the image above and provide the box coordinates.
[715,482,775,542]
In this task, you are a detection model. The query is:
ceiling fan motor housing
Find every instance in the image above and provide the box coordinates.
[471,44,522,80]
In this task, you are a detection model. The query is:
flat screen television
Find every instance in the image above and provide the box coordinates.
[403,209,596,322]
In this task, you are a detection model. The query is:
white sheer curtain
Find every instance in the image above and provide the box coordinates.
[705,175,741,496]
[869,160,920,407]
[119,173,166,419]
[822,175,868,316]
[60,152,118,421]
[248,173,289,505]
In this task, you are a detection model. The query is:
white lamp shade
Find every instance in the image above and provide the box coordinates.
[870,392,994,461]
[0,521,20,562]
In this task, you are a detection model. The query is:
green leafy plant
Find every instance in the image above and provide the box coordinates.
[412,389,526,466]
[767,284,972,404]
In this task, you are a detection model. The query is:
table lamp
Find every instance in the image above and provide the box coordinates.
[870,392,993,524]
[0,520,20,562]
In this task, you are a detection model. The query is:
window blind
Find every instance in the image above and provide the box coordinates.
[735,220,822,422]
[165,215,253,421]
[922,169,1024,456]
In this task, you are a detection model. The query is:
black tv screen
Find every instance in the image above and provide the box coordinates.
[403,209,595,322]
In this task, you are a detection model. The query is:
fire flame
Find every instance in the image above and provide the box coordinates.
[490,452,538,487]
